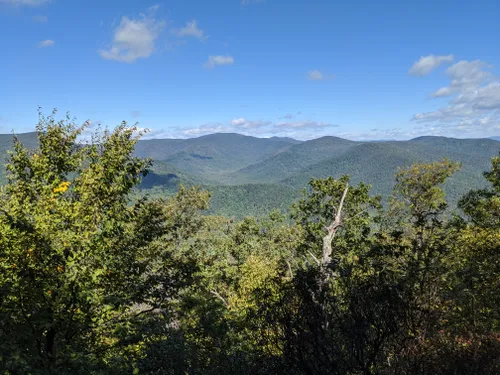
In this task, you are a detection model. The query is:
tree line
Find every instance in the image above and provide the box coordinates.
[0,113,499,374]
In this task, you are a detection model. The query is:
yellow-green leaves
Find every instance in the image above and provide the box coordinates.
[392,158,460,226]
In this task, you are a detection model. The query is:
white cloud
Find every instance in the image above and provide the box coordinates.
[231,118,271,129]
[459,82,500,110]
[181,124,226,136]
[307,70,334,81]
[205,55,235,69]
[143,123,227,139]
[148,4,160,12]
[38,39,54,48]
[432,60,492,97]
[274,121,338,130]
[32,15,48,22]
[173,20,206,40]
[412,59,500,136]
[409,54,454,76]
[0,0,49,5]
[99,9,164,63]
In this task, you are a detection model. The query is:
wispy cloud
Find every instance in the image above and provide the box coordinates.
[144,117,344,140]
[38,39,54,48]
[307,70,335,81]
[149,123,227,139]
[231,118,271,129]
[173,20,206,40]
[182,124,226,136]
[99,8,165,63]
[412,59,500,136]
[274,120,338,130]
[431,60,492,97]
[205,55,235,69]
[409,54,454,76]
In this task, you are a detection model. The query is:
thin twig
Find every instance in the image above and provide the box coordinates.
[307,250,320,266]
[210,290,228,307]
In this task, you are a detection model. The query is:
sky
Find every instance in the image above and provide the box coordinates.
[1,0,499,140]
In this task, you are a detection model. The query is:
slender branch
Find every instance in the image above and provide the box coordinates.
[344,207,368,223]
[285,259,294,278]
[210,290,228,307]
[307,250,321,266]
[321,183,349,267]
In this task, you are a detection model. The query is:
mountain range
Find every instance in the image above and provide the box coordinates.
[1,132,499,218]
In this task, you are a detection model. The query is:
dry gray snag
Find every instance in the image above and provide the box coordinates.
[321,183,349,270]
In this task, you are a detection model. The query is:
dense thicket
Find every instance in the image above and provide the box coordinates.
[0,115,499,374]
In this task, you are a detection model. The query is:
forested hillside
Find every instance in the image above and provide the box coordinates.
[1,116,498,374]
[0,131,498,219]
[136,133,499,217]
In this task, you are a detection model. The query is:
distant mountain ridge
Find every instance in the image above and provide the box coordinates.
[132,133,499,217]
[1,132,499,218]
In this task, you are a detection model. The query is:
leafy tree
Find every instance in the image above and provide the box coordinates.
[1,112,498,375]
[291,176,381,265]
[0,112,207,373]
[459,153,500,228]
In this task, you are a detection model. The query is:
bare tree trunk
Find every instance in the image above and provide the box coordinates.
[321,183,349,269]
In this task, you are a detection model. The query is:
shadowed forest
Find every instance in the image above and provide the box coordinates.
[0,115,499,374]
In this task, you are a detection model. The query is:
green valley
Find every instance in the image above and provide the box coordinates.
[1,132,498,218]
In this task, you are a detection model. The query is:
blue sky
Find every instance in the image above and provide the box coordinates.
[1,0,499,140]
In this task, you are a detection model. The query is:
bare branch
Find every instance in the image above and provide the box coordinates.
[286,259,294,278]
[307,250,321,266]
[210,290,228,307]
[322,183,349,267]
[344,207,368,223]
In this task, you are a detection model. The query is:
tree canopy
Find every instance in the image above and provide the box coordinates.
[0,113,499,374]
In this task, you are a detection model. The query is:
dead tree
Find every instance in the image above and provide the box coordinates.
[320,183,349,282]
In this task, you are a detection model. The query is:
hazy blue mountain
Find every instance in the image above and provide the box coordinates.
[490,136,500,141]
[135,133,295,182]
[281,138,499,205]
[0,132,39,184]
[225,136,357,184]
[268,136,303,144]
[2,131,499,218]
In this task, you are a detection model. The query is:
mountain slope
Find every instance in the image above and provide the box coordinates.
[1,132,498,218]
[225,136,357,184]
[0,132,39,184]
[136,133,295,182]
[282,138,499,204]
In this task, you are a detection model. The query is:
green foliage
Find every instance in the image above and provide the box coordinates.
[0,112,209,373]
[0,112,152,372]
[1,113,499,374]
[1,131,498,218]
[391,158,461,225]
[291,175,381,258]
[458,153,500,228]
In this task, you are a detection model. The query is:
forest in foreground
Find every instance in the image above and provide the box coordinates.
[0,114,499,374]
